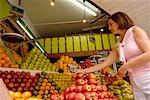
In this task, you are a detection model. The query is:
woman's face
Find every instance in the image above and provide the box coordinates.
[108,19,119,34]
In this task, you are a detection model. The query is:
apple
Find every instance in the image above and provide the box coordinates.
[4,79,10,84]
[25,75,30,79]
[23,79,28,83]
[69,85,76,92]
[84,79,88,84]
[65,94,69,100]
[23,87,28,91]
[28,79,32,83]
[76,73,83,79]
[59,94,64,100]
[50,94,58,100]
[102,85,107,91]
[68,92,76,100]
[82,84,92,92]
[4,71,9,75]
[74,93,85,100]
[76,85,83,92]
[13,74,18,79]
[0,70,3,76]
[88,78,96,84]
[90,84,97,92]
[14,83,19,88]
[1,74,6,79]
[86,73,96,79]
[26,82,31,87]
[8,83,14,88]
[64,87,70,94]
[17,87,23,92]
[84,92,92,100]
[96,85,103,92]
[10,79,15,83]
[72,74,76,80]
[20,83,26,87]
[76,79,85,85]
[12,88,17,92]
[16,71,21,75]
[31,83,36,87]
[91,92,98,100]
[29,86,34,91]
[10,70,15,75]
[17,78,22,83]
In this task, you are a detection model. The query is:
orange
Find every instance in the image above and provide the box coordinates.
[54,90,58,94]
[22,91,32,99]
[37,95,42,99]
[43,79,48,83]
[47,83,51,87]
[45,86,50,90]
[50,86,55,90]
[42,82,47,86]
[38,90,44,95]
[40,86,45,91]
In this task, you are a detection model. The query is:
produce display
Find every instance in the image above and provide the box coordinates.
[20,47,56,71]
[0,47,19,68]
[50,73,117,100]
[9,91,41,100]
[108,80,134,100]
[54,55,80,73]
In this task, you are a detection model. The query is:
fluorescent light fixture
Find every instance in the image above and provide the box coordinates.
[16,20,34,39]
[68,0,97,16]
[35,42,45,53]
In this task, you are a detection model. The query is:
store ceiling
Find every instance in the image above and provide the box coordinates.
[22,0,109,38]
[22,0,150,38]
[92,0,150,37]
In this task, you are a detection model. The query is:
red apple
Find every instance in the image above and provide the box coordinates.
[28,79,32,83]
[13,74,18,79]
[76,73,83,79]
[8,83,14,88]
[65,94,69,100]
[96,85,103,92]
[1,74,6,79]
[88,78,96,84]
[68,92,76,100]
[50,94,58,100]
[4,71,9,75]
[76,85,83,92]
[86,73,96,79]
[25,75,30,79]
[20,83,26,87]
[69,85,76,92]
[23,79,28,83]
[84,92,92,100]
[64,87,70,94]
[23,87,28,91]
[0,70,3,76]
[84,79,88,84]
[33,78,38,83]
[76,79,85,85]
[102,85,107,91]
[12,88,17,92]
[59,94,64,100]
[10,70,15,75]
[91,84,97,92]
[74,93,85,100]
[14,83,19,88]
[10,79,15,83]
[72,74,76,80]
[29,86,34,91]
[16,71,21,75]
[26,82,31,87]
[17,87,23,92]
[6,74,12,79]
[82,84,92,92]
[17,78,22,83]
[27,72,31,75]
[21,71,26,75]
[31,83,36,87]
[4,79,10,84]
[91,92,98,100]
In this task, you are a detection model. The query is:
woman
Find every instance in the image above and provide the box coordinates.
[77,12,150,100]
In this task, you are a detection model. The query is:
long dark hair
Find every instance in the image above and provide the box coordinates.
[108,12,134,30]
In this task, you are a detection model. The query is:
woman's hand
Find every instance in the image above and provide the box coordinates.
[118,63,128,77]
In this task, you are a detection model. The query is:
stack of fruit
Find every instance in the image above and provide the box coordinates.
[0,70,39,93]
[9,91,41,100]
[47,73,73,91]
[33,72,61,99]
[50,73,117,100]
[54,55,79,73]
[80,59,92,69]
[20,47,56,71]
[0,47,19,68]
[108,80,134,100]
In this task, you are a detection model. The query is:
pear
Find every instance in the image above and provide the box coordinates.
[114,89,122,95]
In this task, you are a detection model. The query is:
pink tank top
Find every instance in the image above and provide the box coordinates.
[117,26,150,76]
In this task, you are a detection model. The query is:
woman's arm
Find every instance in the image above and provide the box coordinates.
[77,48,119,74]
[126,26,150,68]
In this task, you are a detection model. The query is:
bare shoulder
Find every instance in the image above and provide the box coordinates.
[133,26,149,39]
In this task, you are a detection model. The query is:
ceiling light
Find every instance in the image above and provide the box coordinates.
[16,20,34,39]
[68,0,97,16]
[82,19,86,23]
[50,0,55,6]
